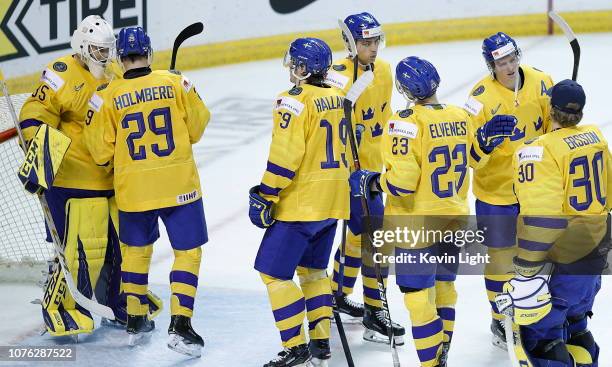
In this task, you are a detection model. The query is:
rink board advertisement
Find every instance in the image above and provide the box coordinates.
[1,0,612,91]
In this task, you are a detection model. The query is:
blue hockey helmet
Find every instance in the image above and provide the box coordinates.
[343,12,384,41]
[283,37,332,81]
[341,12,385,56]
[482,32,521,74]
[395,56,440,101]
[116,27,152,60]
[550,79,585,114]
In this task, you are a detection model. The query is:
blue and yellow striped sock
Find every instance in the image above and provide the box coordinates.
[261,272,306,348]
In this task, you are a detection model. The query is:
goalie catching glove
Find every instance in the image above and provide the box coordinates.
[495,257,552,326]
[17,124,71,195]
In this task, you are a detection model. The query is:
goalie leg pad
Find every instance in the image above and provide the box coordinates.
[297,267,332,340]
[41,263,93,336]
[41,197,111,336]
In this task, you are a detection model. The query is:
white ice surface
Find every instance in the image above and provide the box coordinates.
[2,33,612,366]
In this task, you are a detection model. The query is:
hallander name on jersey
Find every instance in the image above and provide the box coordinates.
[313,95,344,113]
[563,131,601,150]
[114,85,176,110]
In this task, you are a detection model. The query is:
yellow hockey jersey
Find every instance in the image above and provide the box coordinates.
[18,54,118,190]
[259,84,350,221]
[382,104,473,216]
[84,69,210,212]
[464,65,554,205]
[325,58,392,171]
[513,125,612,264]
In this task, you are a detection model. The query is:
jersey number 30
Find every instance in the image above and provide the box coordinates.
[122,107,175,160]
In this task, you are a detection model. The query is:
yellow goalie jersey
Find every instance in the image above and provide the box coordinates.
[381,104,473,216]
[325,58,392,171]
[513,125,612,264]
[85,70,210,212]
[464,65,554,205]
[18,55,120,190]
[259,84,350,221]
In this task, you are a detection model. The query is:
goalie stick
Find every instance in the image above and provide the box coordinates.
[548,11,580,81]
[0,70,116,320]
[343,70,401,367]
[170,22,204,70]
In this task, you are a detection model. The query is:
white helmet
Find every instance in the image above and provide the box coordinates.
[70,15,115,79]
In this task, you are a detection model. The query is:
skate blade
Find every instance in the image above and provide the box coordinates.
[310,357,329,367]
[491,334,508,351]
[128,331,152,347]
[167,334,203,358]
[362,329,405,346]
[101,318,126,329]
[331,314,362,325]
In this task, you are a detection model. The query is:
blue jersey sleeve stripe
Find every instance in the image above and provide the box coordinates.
[260,183,281,196]
[470,145,482,163]
[19,118,43,130]
[266,161,296,179]
[385,179,414,196]
[523,216,568,229]
[518,238,553,252]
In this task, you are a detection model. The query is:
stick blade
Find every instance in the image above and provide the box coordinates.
[345,70,374,105]
[170,22,204,69]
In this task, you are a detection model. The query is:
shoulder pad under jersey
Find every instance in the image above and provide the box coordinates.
[399,109,413,118]
[288,86,303,96]
[472,85,485,96]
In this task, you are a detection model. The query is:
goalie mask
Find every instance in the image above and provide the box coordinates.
[71,15,116,79]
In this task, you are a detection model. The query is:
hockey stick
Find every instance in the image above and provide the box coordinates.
[170,22,204,70]
[504,316,522,367]
[333,222,355,367]
[548,11,580,81]
[0,70,115,320]
[344,70,401,367]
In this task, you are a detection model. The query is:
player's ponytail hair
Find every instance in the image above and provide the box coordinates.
[551,107,583,127]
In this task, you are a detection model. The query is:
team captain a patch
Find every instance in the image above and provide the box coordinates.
[275,96,304,116]
[388,120,418,139]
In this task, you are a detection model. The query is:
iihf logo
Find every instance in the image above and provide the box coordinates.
[128,33,136,47]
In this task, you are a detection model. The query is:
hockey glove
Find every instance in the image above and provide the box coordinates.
[495,257,552,326]
[476,114,517,153]
[349,170,380,201]
[249,185,275,229]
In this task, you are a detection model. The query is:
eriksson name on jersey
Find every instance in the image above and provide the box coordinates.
[563,131,601,150]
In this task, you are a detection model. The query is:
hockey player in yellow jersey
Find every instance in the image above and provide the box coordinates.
[16,15,162,337]
[495,80,609,367]
[84,27,210,357]
[463,32,555,346]
[324,11,406,344]
[351,56,515,367]
[248,37,347,367]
